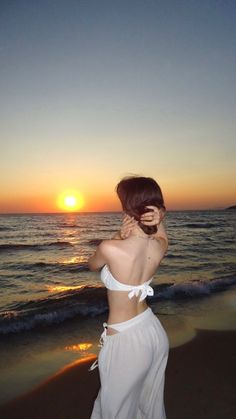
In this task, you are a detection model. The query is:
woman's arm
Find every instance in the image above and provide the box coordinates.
[153,221,168,252]
[88,241,108,271]
[140,206,168,252]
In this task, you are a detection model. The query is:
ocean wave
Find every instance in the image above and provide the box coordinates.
[153,274,236,300]
[0,275,236,334]
[58,224,79,228]
[0,241,73,252]
[96,229,117,233]
[0,226,13,231]
[165,253,185,259]
[0,286,107,334]
[11,261,89,273]
[87,239,103,246]
[183,223,217,229]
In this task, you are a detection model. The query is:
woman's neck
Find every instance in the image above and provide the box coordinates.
[129,226,152,239]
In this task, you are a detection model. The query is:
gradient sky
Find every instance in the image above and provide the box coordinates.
[1,0,236,212]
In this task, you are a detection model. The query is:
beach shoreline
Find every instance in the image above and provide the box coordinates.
[1,328,236,419]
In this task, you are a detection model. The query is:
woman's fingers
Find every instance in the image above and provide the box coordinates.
[145,205,159,212]
[141,206,158,220]
[122,215,135,228]
[122,214,132,223]
[120,207,165,235]
[120,214,137,238]
[140,206,164,226]
[140,212,154,221]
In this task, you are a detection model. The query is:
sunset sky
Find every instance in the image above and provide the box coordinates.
[1,0,235,212]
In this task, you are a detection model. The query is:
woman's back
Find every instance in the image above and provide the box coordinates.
[103,234,164,284]
[100,232,166,324]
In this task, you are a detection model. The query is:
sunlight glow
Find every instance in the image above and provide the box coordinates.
[61,256,87,264]
[57,190,84,212]
[65,343,93,352]
[65,196,76,207]
[47,284,84,293]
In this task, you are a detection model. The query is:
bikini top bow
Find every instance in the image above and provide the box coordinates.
[128,280,154,302]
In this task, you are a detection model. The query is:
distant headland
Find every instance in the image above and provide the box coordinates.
[226,205,236,210]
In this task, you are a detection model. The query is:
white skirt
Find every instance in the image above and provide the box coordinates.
[90,307,169,419]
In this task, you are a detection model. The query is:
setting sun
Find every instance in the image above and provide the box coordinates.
[57,190,84,212]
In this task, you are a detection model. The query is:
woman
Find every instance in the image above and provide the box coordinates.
[88,176,169,419]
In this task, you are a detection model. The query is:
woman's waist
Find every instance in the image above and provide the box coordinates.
[106,306,153,335]
[107,299,149,325]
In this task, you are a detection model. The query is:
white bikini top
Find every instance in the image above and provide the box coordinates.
[101,264,154,302]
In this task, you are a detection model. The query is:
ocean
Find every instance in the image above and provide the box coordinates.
[0,210,236,403]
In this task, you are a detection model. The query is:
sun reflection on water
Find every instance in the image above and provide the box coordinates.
[65,343,93,352]
[47,284,85,293]
[60,256,87,264]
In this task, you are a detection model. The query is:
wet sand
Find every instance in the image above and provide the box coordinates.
[0,329,236,419]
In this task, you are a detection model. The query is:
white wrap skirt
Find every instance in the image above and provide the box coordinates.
[90,307,169,419]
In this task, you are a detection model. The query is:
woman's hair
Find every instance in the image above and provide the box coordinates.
[116,176,166,235]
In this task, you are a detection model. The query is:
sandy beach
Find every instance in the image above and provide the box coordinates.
[0,328,235,419]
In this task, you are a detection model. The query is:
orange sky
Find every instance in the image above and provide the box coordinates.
[1,1,236,213]
[0,173,235,213]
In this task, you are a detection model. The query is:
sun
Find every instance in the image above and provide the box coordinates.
[65,196,76,208]
[57,190,84,212]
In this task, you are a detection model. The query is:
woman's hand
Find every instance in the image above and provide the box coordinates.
[140,206,165,226]
[120,214,138,239]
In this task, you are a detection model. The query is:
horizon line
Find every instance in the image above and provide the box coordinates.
[0,207,231,215]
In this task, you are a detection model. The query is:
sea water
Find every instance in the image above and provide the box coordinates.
[0,210,235,403]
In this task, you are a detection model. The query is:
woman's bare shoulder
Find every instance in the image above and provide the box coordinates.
[99,238,124,255]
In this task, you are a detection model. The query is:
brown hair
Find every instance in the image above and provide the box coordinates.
[116,176,166,235]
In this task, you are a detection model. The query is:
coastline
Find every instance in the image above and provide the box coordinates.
[1,328,236,419]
